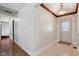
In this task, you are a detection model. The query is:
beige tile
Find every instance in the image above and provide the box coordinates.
[37,43,78,56]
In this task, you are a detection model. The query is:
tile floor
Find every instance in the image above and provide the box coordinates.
[37,42,78,56]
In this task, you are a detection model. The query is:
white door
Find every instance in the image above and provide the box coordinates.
[60,18,72,43]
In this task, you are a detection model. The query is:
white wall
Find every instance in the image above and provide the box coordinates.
[77,6,79,40]
[78,6,79,35]
[2,21,10,36]
[14,4,36,55]
[57,14,78,45]
[9,20,13,39]
[34,5,57,52]
[77,5,79,55]
[14,4,57,55]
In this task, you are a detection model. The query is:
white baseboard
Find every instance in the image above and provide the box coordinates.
[76,48,79,55]
[32,40,58,56]
[14,40,33,55]
[14,40,58,56]
[10,37,13,40]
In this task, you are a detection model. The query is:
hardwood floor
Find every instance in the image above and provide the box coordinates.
[0,38,29,56]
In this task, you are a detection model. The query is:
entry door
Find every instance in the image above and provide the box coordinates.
[60,18,72,43]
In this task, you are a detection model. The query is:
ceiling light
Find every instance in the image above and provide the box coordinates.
[59,3,66,15]
[59,10,66,15]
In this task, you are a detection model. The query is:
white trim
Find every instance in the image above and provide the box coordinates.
[76,45,79,55]
[14,40,33,55]
[32,40,58,56]
[14,40,58,56]
[10,36,12,40]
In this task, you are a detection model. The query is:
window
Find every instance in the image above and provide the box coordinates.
[62,21,69,31]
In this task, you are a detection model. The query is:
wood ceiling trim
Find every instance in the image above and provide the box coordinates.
[57,12,76,17]
[40,3,78,17]
[40,4,58,17]
[76,3,79,13]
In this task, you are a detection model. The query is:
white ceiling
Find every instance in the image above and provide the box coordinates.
[0,3,77,16]
[0,3,26,11]
[44,3,77,15]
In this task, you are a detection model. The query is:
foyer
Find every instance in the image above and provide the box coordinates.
[0,3,79,56]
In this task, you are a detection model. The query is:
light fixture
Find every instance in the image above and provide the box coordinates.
[59,3,66,15]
